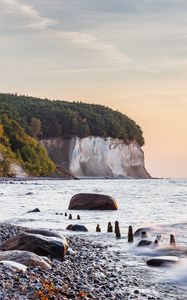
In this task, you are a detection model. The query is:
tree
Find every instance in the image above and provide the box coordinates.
[27,117,42,138]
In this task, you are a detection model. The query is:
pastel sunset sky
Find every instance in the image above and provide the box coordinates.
[0,0,187,178]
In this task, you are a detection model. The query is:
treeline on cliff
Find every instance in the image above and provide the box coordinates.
[0,93,144,146]
[0,115,56,177]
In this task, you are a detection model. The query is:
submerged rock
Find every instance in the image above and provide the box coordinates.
[66,224,88,232]
[0,250,51,270]
[27,208,40,213]
[137,240,152,247]
[147,256,179,267]
[0,232,68,261]
[68,193,118,210]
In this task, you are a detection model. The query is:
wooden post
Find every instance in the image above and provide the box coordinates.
[96,224,101,232]
[107,222,113,233]
[141,231,147,239]
[128,226,133,243]
[115,221,121,238]
[170,234,176,246]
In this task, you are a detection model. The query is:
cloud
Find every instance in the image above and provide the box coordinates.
[48,29,130,64]
[2,0,57,29]
[2,0,129,64]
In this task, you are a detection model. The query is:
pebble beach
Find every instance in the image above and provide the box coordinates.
[0,223,164,300]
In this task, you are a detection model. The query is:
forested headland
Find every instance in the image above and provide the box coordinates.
[0,93,144,146]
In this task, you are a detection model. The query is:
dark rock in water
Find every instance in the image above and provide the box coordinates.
[66,224,88,232]
[147,256,179,267]
[68,193,118,210]
[26,229,62,239]
[137,240,152,247]
[27,208,40,213]
[0,250,51,270]
[0,232,68,261]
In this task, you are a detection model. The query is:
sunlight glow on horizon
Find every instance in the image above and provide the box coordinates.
[0,0,187,178]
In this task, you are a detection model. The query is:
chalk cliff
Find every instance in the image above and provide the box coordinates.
[41,137,150,179]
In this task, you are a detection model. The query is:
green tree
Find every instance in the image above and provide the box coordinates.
[27,117,42,138]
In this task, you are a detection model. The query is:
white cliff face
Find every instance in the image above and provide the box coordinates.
[69,137,150,178]
[41,136,150,178]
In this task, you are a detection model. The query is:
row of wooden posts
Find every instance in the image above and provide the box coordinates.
[63,213,176,246]
[97,222,176,246]
[58,212,81,220]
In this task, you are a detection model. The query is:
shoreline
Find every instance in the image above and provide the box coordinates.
[0,176,163,182]
[0,223,159,300]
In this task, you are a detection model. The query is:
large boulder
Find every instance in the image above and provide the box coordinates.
[26,228,62,239]
[0,232,68,261]
[68,193,118,210]
[0,250,51,270]
[66,224,88,232]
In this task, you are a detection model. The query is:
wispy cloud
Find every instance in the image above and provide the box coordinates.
[2,0,129,64]
[2,0,57,29]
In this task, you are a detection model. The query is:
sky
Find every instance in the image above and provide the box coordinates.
[0,0,187,178]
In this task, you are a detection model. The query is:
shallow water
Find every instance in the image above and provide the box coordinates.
[0,178,187,299]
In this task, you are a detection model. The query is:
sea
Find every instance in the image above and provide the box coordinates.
[0,178,187,299]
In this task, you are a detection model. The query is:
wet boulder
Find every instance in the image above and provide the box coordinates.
[0,250,51,270]
[147,256,179,267]
[66,224,88,232]
[137,240,153,247]
[0,232,68,261]
[26,228,62,239]
[68,193,118,210]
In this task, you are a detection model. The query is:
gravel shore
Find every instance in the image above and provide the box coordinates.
[0,223,183,300]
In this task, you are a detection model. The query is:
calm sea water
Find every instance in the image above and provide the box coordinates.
[0,178,187,298]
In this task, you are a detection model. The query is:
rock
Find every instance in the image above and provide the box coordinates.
[68,193,118,210]
[66,224,88,232]
[147,256,179,267]
[0,232,68,261]
[137,240,152,247]
[27,208,40,213]
[0,250,51,270]
[26,228,62,238]
[0,260,27,272]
